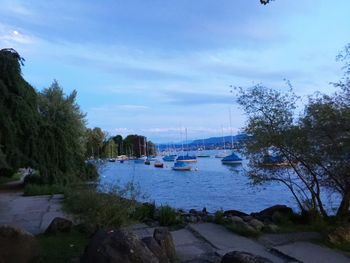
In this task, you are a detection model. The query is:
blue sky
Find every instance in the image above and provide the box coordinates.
[0,0,349,142]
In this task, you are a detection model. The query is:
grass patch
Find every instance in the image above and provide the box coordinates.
[64,187,136,233]
[35,228,89,263]
[0,172,22,184]
[225,223,260,238]
[23,184,65,196]
[158,205,177,226]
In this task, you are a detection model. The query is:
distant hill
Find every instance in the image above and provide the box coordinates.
[157,133,248,149]
[190,134,249,146]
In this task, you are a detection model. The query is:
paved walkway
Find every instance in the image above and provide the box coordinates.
[0,192,71,235]
[130,223,350,263]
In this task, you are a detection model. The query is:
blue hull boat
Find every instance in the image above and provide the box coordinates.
[221,152,242,164]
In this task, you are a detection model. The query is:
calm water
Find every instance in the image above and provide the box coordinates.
[98,150,339,214]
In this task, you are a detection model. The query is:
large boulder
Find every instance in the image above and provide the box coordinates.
[153,227,176,262]
[45,217,73,234]
[81,229,159,263]
[327,226,350,245]
[0,225,40,263]
[142,236,169,263]
[251,205,293,222]
[221,251,273,263]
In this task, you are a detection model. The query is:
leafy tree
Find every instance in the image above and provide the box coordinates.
[111,135,123,156]
[85,127,106,159]
[0,48,40,177]
[36,81,87,183]
[236,52,350,219]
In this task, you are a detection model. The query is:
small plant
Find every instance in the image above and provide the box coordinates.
[158,205,177,226]
[133,202,156,221]
[214,209,224,224]
[23,184,65,196]
[64,188,134,233]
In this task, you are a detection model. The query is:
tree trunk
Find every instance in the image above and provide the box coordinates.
[336,189,350,220]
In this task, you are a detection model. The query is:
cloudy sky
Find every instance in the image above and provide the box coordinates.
[1,0,349,142]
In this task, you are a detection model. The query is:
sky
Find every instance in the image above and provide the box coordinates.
[0,0,349,143]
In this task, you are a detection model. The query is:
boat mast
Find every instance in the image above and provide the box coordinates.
[221,125,226,151]
[229,108,233,150]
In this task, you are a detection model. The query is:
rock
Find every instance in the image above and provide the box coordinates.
[251,205,293,222]
[142,237,169,263]
[45,217,73,234]
[223,210,249,217]
[153,227,176,262]
[0,225,40,263]
[235,221,257,234]
[81,229,159,263]
[221,251,273,263]
[327,226,350,245]
[249,219,265,231]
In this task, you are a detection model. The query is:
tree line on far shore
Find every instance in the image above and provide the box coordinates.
[0,48,154,184]
[85,128,155,159]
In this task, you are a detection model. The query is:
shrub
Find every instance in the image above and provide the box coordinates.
[158,205,177,226]
[133,202,156,221]
[214,209,224,224]
[24,184,65,196]
[79,163,99,181]
[64,188,134,233]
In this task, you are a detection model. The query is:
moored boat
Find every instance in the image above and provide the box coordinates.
[176,154,197,162]
[162,155,177,162]
[221,152,242,164]
[172,161,191,171]
[154,160,164,168]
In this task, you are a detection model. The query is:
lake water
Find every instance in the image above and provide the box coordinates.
[98,150,339,214]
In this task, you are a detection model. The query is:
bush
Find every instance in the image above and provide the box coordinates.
[24,172,48,185]
[64,188,134,233]
[79,163,99,181]
[214,209,224,224]
[133,202,156,221]
[158,205,177,226]
[24,184,65,196]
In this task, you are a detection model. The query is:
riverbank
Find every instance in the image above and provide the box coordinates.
[1,184,350,262]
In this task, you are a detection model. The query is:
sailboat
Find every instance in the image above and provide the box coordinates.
[222,108,242,165]
[197,138,210,158]
[215,125,228,158]
[176,128,197,163]
[172,161,191,171]
[173,128,193,170]
[108,142,116,162]
[135,137,146,163]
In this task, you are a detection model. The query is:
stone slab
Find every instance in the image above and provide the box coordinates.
[189,223,284,263]
[259,232,322,247]
[172,228,217,262]
[273,241,350,263]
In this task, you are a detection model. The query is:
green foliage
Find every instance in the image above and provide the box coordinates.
[0,48,40,177]
[158,205,177,226]
[64,188,135,233]
[236,72,350,219]
[85,127,106,159]
[0,172,21,184]
[214,209,224,224]
[23,184,65,196]
[225,223,260,238]
[35,228,89,263]
[133,202,156,221]
[0,49,93,184]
